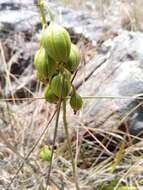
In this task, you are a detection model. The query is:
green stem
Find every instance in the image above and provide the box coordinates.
[39,0,47,29]
[63,98,80,190]
[71,83,76,94]
[46,100,62,186]
[46,72,65,186]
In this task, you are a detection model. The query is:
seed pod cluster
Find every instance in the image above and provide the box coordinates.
[34,21,83,112]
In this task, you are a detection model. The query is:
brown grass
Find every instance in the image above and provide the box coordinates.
[1,0,143,190]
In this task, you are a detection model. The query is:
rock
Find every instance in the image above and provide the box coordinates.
[0,0,115,45]
[129,106,143,136]
[76,31,143,135]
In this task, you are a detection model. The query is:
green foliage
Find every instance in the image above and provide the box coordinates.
[111,142,125,172]
[35,4,83,189]
[40,145,52,162]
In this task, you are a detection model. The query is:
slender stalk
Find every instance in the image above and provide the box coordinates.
[2,95,143,102]
[38,0,47,29]
[46,74,66,186]
[63,98,80,190]
[46,100,62,185]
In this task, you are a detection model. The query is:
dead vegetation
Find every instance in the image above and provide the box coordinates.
[1,0,143,190]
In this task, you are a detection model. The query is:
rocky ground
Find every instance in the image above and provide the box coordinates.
[1,0,143,189]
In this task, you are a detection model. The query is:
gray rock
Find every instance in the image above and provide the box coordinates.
[0,0,112,45]
[77,31,143,135]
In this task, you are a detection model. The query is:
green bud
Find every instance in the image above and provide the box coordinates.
[34,47,57,79]
[41,22,71,63]
[44,84,59,103]
[51,74,71,98]
[64,43,80,73]
[70,92,83,113]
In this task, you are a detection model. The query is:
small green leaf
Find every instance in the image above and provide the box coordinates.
[40,145,52,162]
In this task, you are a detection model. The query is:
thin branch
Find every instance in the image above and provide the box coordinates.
[46,101,62,186]
[63,98,80,190]
[0,97,45,101]
[38,0,47,29]
[1,95,143,102]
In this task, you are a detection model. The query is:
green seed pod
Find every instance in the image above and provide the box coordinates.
[70,92,83,112]
[44,84,59,103]
[64,43,80,73]
[34,47,57,79]
[40,145,52,162]
[51,74,71,98]
[41,22,71,63]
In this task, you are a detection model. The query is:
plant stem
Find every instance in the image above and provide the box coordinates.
[39,0,47,29]
[46,100,62,186]
[46,74,66,186]
[63,98,80,190]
